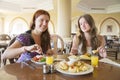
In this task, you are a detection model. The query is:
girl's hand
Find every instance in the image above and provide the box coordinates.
[24,44,43,54]
[97,46,107,58]
[70,48,78,55]
[46,49,55,56]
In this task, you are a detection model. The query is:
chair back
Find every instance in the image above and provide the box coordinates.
[50,34,64,54]
[0,34,11,67]
[7,37,20,64]
[0,48,5,68]
[0,34,11,49]
[7,37,16,46]
[1,37,18,65]
[0,34,11,41]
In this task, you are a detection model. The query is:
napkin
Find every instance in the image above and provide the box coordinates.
[99,58,120,67]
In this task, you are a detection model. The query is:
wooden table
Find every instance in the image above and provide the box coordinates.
[0,60,120,80]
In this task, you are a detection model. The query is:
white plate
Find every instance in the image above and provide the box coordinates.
[31,59,46,65]
[54,58,65,61]
[56,64,93,75]
[79,55,91,60]
[79,58,91,60]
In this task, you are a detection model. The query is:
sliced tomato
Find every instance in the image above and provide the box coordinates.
[33,57,39,61]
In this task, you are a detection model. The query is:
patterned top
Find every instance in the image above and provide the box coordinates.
[16,31,39,62]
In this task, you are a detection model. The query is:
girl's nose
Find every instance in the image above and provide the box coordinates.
[43,21,48,26]
[81,24,85,28]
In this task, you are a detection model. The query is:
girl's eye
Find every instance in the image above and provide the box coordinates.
[46,20,49,23]
[40,19,43,22]
[80,23,83,26]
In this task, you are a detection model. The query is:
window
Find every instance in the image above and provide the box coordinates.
[10,18,55,37]
[10,17,29,36]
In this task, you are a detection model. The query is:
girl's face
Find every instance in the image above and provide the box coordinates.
[35,14,50,33]
[79,17,91,33]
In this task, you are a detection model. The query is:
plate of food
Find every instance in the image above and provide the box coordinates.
[79,55,91,60]
[31,55,46,64]
[56,60,93,75]
[54,58,65,62]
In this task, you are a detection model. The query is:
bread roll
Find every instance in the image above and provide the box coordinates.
[59,61,68,70]
[68,66,77,73]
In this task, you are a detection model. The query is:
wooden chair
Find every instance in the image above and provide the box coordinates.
[106,43,119,60]
[1,37,19,65]
[0,34,11,49]
[50,34,64,54]
[7,37,19,64]
[0,48,5,68]
[0,34,11,41]
[0,34,11,67]
[106,48,118,60]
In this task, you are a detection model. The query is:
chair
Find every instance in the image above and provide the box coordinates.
[0,34,11,67]
[0,34,11,49]
[50,34,64,54]
[104,35,119,60]
[1,37,18,65]
[7,37,19,64]
[0,34,11,41]
[106,41,119,60]
[0,48,5,68]
[106,48,118,60]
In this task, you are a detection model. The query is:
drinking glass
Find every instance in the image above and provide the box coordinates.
[46,56,54,65]
[91,55,98,67]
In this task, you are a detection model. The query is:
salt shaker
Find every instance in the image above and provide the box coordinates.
[43,64,50,74]
[50,64,55,73]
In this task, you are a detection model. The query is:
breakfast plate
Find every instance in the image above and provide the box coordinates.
[54,58,65,61]
[56,63,93,75]
[31,55,46,65]
[31,59,46,65]
[79,55,91,60]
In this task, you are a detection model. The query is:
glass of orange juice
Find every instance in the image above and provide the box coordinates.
[46,56,54,65]
[91,55,99,67]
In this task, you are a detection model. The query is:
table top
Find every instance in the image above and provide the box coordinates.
[0,60,120,80]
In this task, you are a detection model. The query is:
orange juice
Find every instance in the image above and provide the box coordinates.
[46,56,54,65]
[91,55,98,67]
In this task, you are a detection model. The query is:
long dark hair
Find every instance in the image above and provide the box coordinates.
[78,14,101,54]
[30,9,51,53]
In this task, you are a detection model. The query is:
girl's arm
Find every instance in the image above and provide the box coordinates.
[97,35,107,58]
[2,40,43,59]
[70,35,80,55]
[2,40,25,59]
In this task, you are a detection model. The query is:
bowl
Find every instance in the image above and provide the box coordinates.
[68,55,79,62]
